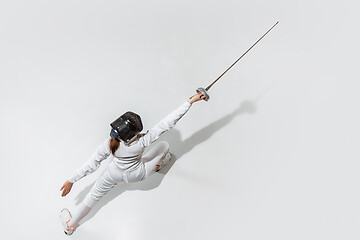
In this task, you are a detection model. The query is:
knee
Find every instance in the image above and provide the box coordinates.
[84,193,97,208]
[159,141,169,151]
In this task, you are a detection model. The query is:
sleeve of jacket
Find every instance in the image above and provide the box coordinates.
[68,138,111,183]
[139,101,192,148]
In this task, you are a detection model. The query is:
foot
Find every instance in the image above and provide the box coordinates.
[155,152,172,172]
[59,208,75,236]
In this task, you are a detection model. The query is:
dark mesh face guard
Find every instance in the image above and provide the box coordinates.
[110,115,140,144]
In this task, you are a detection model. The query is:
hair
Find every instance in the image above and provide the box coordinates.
[109,138,120,155]
[109,111,143,155]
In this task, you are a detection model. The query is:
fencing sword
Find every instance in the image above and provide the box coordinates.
[192,21,279,101]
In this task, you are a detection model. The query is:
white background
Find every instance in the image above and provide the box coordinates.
[0,0,359,239]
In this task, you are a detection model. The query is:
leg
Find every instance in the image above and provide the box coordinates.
[67,161,123,228]
[143,141,170,177]
[66,202,91,229]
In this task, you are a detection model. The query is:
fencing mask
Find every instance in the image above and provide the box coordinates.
[110,111,143,144]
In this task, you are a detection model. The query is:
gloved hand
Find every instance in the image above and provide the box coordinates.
[188,91,206,104]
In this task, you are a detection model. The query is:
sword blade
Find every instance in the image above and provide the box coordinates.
[205,21,279,91]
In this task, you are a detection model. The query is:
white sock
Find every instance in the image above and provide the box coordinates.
[68,203,92,228]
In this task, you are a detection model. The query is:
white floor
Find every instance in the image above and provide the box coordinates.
[1,0,360,239]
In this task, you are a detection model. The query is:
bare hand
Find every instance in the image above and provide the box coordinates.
[189,92,206,104]
[60,180,73,197]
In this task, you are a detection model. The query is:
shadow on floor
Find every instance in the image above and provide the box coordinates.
[75,100,256,225]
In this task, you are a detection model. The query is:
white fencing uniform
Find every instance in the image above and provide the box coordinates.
[67,101,192,227]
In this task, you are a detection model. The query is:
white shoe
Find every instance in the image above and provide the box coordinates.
[155,152,172,172]
[59,208,75,236]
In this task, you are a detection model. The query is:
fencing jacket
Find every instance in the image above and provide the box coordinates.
[68,101,192,183]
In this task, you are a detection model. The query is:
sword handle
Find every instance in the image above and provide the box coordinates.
[189,88,210,102]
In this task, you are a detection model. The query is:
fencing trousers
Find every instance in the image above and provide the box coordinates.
[68,141,170,228]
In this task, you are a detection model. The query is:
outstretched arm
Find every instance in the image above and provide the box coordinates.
[60,138,111,197]
[139,92,205,148]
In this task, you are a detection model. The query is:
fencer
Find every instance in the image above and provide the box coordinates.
[59,92,206,235]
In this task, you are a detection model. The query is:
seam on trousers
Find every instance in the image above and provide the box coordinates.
[123,172,129,183]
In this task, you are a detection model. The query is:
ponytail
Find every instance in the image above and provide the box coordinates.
[109,138,120,155]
